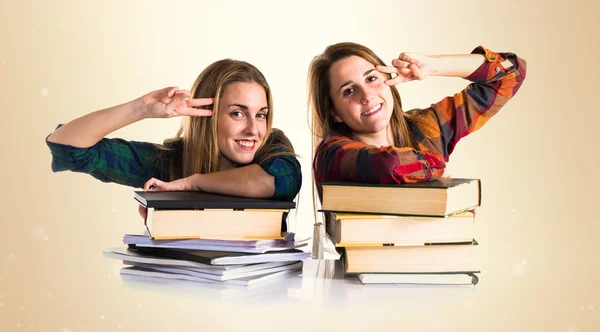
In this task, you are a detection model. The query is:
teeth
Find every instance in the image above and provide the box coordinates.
[362,104,381,116]
[236,140,255,148]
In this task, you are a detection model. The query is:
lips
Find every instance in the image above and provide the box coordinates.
[361,103,382,116]
[234,139,256,151]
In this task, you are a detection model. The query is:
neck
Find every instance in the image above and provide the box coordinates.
[352,125,394,147]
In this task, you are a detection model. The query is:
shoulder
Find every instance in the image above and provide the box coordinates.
[264,128,291,146]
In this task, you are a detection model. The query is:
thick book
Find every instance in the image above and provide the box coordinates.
[328,211,474,245]
[127,245,311,265]
[134,191,295,240]
[320,178,481,217]
[357,272,479,285]
[122,233,308,253]
[343,240,479,274]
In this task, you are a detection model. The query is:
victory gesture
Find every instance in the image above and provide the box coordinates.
[376,52,436,86]
[139,87,214,119]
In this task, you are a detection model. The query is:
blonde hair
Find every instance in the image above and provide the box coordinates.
[164,59,292,180]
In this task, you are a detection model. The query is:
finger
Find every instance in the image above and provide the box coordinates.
[179,108,213,117]
[143,178,162,191]
[375,65,399,74]
[384,68,414,85]
[166,87,179,98]
[186,98,215,107]
[391,59,412,68]
[174,89,191,98]
[399,53,419,65]
[410,63,424,80]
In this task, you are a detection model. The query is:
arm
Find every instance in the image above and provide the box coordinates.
[313,134,445,184]
[144,131,302,201]
[47,87,212,147]
[379,46,527,158]
[46,100,146,148]
[46,87,213,187]
[46,136,172,188]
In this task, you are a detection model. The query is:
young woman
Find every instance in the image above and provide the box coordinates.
[46,59,302,203]
[308,43,526,188]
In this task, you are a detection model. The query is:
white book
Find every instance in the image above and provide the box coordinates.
[357,273,479,285]
[127,261,303,281]
[120,264,302,286]
[122,260,297,278]
[103,248,239,270]
[123,233,309,253]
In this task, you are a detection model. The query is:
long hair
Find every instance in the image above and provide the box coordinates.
[164,59,291,180]
[307,42,426,220]
[308,42,422,150]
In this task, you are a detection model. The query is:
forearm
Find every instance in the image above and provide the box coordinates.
[47,99,146,148]
[429,54,512,78]
[190,164,276,198]
[314,135,445,184]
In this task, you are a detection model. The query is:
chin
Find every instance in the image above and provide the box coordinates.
[232,155,255,165]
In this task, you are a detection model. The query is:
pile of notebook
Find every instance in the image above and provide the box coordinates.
[104,191,310,287]
[320,178,482,285]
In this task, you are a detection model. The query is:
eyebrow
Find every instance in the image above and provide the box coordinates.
[229,104,269,112]
[337,69,377,93]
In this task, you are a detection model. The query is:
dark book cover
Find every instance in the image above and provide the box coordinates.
[127,245,307,265]
[134,191,296,210]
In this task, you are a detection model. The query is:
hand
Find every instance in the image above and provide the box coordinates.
[138,87,214,119]
[138,204,148,221]
[376,52,436,85]
[143,176,196,192]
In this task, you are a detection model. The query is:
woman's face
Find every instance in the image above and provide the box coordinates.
[217,81,269,170]
[328,55,394,136]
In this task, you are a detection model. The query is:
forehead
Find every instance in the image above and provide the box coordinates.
[220,82,267,105]
[329,55,375,87]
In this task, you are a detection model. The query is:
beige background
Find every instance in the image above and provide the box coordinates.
[1,0,599,331]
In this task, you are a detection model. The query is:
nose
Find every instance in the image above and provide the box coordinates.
[360,87,375,105]
[244,117,259,136]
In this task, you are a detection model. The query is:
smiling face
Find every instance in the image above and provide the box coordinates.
[216,81,269,170]
[328,55,394,141]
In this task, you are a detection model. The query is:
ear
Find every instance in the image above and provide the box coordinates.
[330,110,343,123]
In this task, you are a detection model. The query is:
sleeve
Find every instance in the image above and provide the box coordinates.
[45,126,168,188]
[412,46,527,158]
[256,132,302,201]
[313,134,445,184]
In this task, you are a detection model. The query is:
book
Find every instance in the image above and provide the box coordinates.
[320,178,481,217]
[103,248,239,270]
[134,191,295,240]
[125,261,303,282]
[342,240,479,274]
[127,245,311,265]
[120,265,302,287]
[327,211,474,245]
[357,272,479,285]
[123,260,298,278]
[122,233,309,253]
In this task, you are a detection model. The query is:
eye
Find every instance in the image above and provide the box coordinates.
[230,111,244,118]
[256,112,268,120]
[366,75,377,83]
[342,87,354,96]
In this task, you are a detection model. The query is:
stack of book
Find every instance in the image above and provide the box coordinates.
[320,178,482,285]
[104,191,310,287]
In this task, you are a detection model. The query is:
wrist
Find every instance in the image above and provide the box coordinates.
[129,98,149,121]
[428,55,443,76]
[190,174,203,191]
